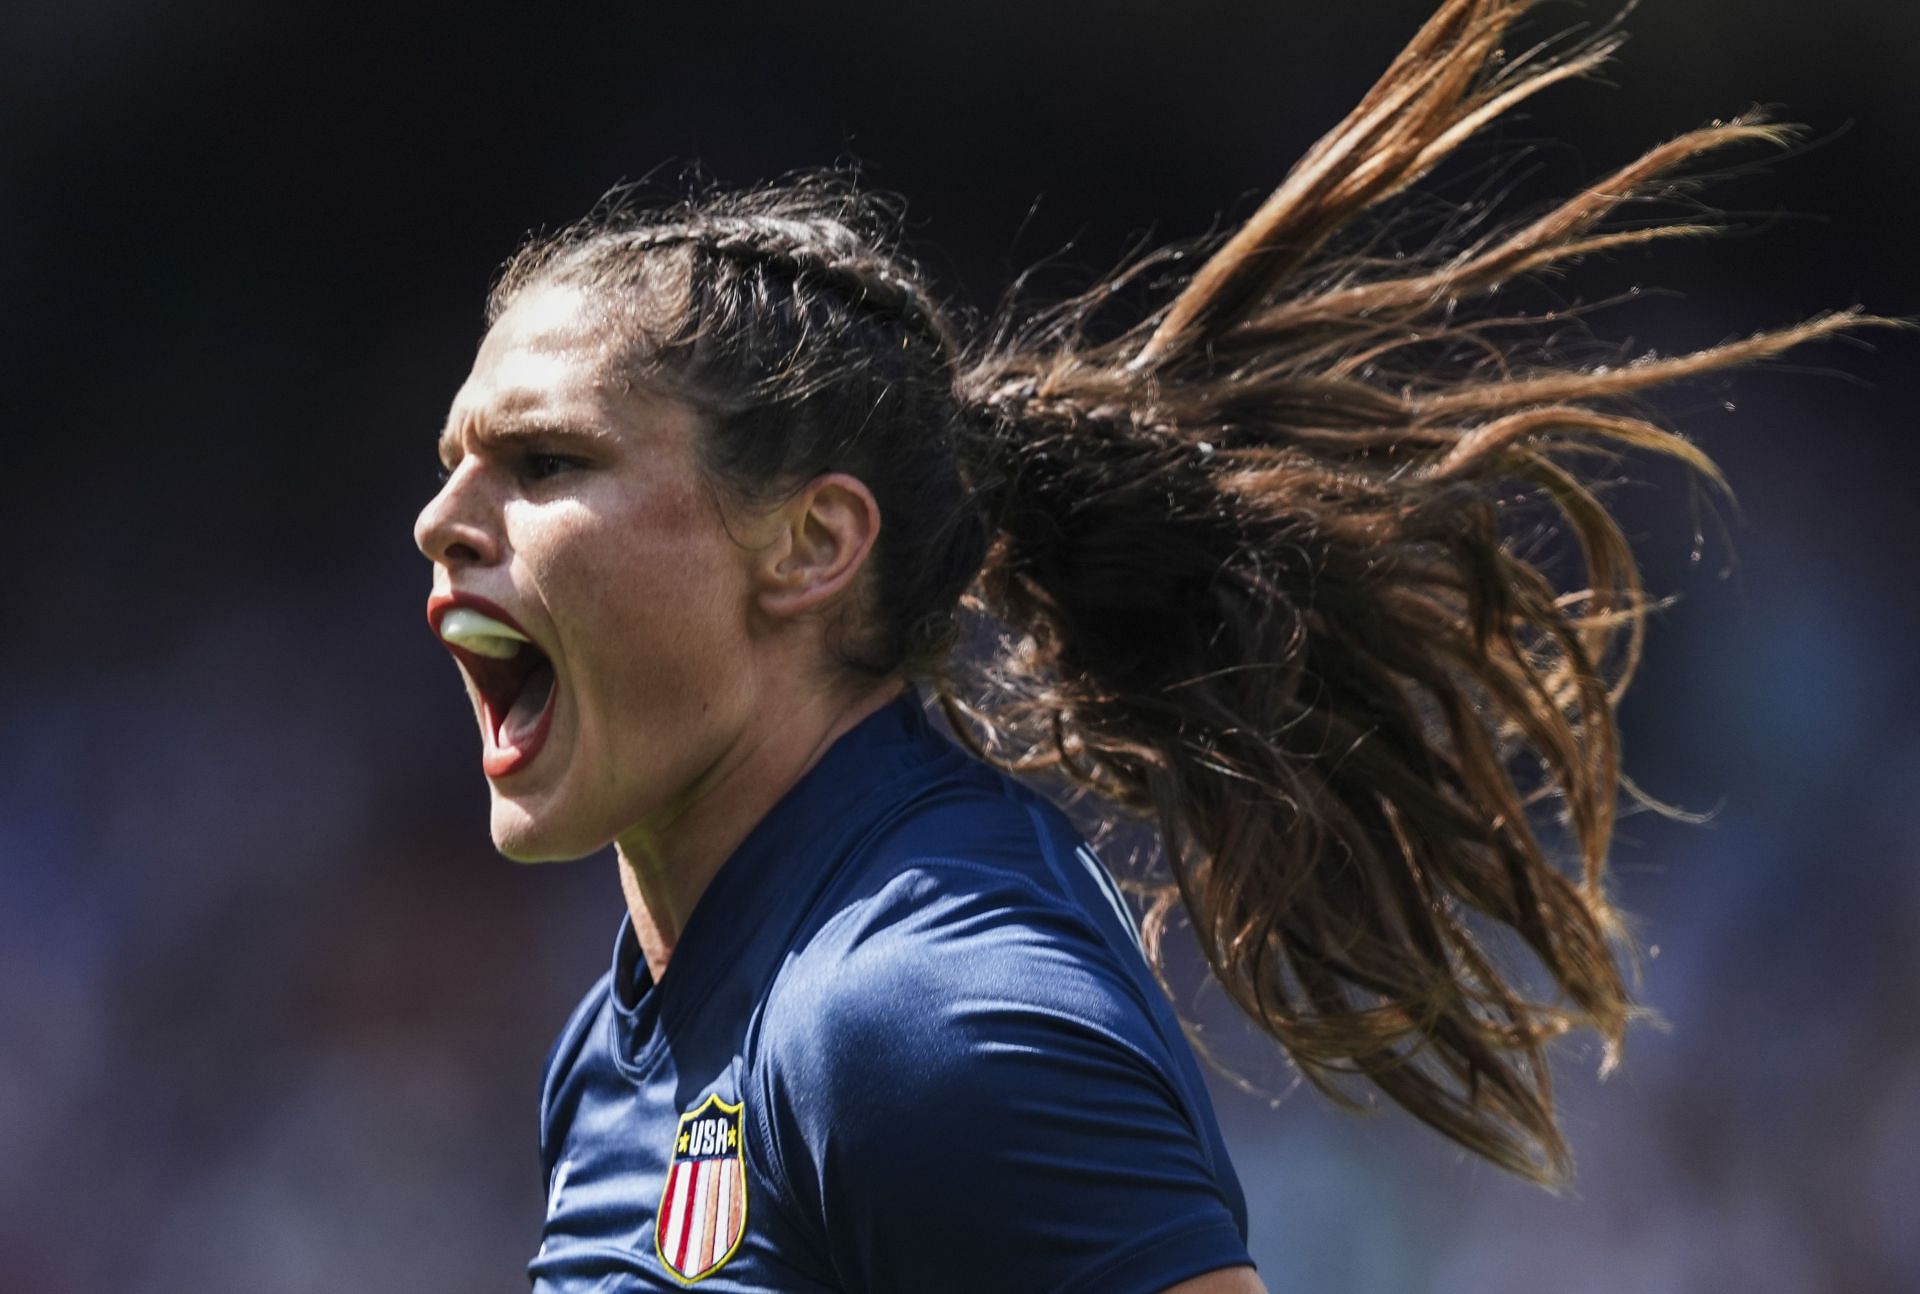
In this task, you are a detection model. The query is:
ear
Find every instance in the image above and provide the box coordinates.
[751,472,882,621]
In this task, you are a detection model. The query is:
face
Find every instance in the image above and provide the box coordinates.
[415,282,767,862]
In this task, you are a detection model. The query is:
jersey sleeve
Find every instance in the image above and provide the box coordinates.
[755,862,1252,1294]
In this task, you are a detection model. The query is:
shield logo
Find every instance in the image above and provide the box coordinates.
[655,1094,748,1283]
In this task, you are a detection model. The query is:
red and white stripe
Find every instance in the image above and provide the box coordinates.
[658,1158,744,1278]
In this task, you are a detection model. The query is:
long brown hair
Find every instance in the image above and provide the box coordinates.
[489,0,1901,1188]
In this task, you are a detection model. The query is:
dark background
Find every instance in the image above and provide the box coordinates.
[4,1,1916,1290]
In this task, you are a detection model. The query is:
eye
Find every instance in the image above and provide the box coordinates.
[522,451,579,482]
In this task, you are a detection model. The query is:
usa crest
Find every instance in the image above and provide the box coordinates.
[656,1094,747,1283]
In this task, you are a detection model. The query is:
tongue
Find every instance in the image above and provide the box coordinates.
[499,662,556,749]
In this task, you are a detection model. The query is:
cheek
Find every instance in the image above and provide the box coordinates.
[547,492,753,716]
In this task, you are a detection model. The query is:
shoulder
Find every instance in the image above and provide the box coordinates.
[763,855,1163,1091]
[753,756,1182,1110]
[747,858,1250,1292]
[752,853,1210,1207]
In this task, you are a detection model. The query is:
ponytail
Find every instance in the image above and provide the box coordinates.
[938,0,1900,1186]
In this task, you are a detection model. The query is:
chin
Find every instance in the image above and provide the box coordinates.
[489,796,606,863]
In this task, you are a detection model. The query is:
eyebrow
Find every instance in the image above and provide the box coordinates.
[436,417,617,464]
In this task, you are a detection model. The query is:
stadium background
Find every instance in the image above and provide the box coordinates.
[3,1,1915,1289]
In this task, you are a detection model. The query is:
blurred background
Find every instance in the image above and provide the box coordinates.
[3,1,1915,1290]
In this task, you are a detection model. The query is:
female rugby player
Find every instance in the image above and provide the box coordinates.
[414,1,1886,1288]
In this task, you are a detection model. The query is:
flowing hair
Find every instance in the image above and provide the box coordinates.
[487,0,1902,1187]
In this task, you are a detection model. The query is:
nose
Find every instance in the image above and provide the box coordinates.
[414,460,502,568]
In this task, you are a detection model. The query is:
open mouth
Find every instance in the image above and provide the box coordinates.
[428,597,560,778]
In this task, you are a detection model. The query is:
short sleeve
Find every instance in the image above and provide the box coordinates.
[755,863,1252,1294]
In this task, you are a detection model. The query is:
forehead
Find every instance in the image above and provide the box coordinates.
[443,283,625,438]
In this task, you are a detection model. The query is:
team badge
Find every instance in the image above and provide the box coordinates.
[656,1094,747,1283]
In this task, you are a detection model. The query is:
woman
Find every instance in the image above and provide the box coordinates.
[414,1,1885,1289]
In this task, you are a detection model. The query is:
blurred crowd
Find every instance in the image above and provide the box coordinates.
[4,1,1915,1289]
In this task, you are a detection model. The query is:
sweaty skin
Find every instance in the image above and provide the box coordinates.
[415,282,898,977]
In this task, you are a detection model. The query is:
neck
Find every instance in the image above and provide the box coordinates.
[614,675,906,982]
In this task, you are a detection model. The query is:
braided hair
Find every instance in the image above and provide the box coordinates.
[490,184,991,680]
[483,0,1896,1188]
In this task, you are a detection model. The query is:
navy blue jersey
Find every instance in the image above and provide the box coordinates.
[529,687,1251,1292]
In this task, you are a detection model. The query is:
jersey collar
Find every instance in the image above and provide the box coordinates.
[606,683,963,1075]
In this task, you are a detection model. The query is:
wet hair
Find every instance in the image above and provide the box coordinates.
[485,0,1897,1188]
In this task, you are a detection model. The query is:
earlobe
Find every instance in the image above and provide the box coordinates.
[755,473,881,620]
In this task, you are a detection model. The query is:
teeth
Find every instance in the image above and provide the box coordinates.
[439,607,531,659]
